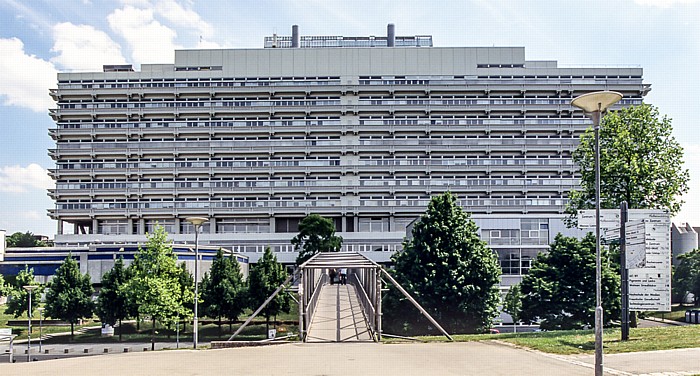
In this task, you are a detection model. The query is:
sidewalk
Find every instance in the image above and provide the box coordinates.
[2,341,700,375]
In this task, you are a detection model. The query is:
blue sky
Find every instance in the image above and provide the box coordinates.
[0,0,699,237]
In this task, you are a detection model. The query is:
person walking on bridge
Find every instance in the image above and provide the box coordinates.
[339,268,347,285]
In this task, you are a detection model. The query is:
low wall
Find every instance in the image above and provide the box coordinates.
[210,340,289,349]
[6,319,79,326]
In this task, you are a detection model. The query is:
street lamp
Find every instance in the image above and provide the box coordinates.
[23,285,39,362]
[37,307,44,354]
[185,216,208,349]
[571,91,623,376]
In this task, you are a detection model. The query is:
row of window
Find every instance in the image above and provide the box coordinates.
[56,197,566,210]
[359,158,575,166]
[59,100,341,109]
[56,177,577,191]
[58,159,341,169]
[358,118,590,125]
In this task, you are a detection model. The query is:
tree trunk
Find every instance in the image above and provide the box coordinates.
[137,315,140,331]
[266,315,270,337]
[119,319,122,342]
[218,316,222,338]
[71,322,75,338]
[151,317,156,351]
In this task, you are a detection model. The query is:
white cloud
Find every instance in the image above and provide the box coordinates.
[108,5,180,65]
[51,22,128,71]
[634,0,700,7]
[0,38,57,113]
[154,0,213,38]
[0,164,54,193]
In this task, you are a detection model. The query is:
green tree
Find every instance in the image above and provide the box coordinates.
[0,274,8,297]
[385,192,501,334]
[4,265,43,318]
[200,249,245,336]
[247,247,291,333]
[6,232,47,247]
[292,214,343,265]
[673,249,700,306]
[176,262,195,331]
[124,225,186,347]
[503,284,523,324]
[520,233,620,330]
[44,254,95,337]
[96,257,132,341]
[566,104,689,224]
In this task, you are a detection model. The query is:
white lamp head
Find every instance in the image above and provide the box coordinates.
[185,217,208,227]
[571,91,623,113]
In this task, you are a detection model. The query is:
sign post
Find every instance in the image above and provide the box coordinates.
[578,207,671,341]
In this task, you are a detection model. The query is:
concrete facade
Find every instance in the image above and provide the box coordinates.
[47,27,648,285]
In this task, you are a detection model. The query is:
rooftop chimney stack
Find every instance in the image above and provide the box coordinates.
[292,25,300,48]
[387,23,395,47]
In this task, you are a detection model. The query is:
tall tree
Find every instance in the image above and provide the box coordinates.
[385,192,501,334]
[292,214,343,265]
[520,233,620,330]
[6,232,47,247]
[200,249,245,336]
[44,254,94,337]
[566,104,689,224]
[673,249,700,306]
[176,262,195,331]
[96,257,132,341]
[503,284,523,325]
[124,225,186,348]
[4,265,43,318]
[247,247,291,333]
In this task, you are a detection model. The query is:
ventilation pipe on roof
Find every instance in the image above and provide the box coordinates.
[292,25,300,48]
[387,23,395,47]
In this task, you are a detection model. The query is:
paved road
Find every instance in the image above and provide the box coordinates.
[570,347,700,375]
[5,341,699,376]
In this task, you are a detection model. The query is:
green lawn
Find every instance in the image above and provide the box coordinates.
[401,325,700,355]
[1,301,300,344]
[39,320,298,345]
[0,303,99,340]
[647,304,696,323]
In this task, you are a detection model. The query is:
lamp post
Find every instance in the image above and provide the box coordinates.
[38,307,44,354]
[185,216,208,349]
[23,285,39,362]
[571,91,623,376]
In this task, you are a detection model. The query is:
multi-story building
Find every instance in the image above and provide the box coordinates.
[48,25,648,286]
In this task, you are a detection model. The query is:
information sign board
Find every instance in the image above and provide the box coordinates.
[628,219,671,311]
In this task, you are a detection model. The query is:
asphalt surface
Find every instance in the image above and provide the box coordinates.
[1,341,700,376]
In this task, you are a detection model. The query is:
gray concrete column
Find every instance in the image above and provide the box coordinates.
[57,220,63,235]
[127,218,134,235]
[92,219,99,234]
[389,215,396,232]
[139,219,146,235]
[74,223,79,234]
[341,215,347,232]
[174,218,181,234]
[270,217,276,233]
[210,217,217,234]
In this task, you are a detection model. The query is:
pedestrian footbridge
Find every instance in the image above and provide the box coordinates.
[228,252,452,343]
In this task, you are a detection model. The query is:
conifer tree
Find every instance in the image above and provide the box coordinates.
[45,255,94,337]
